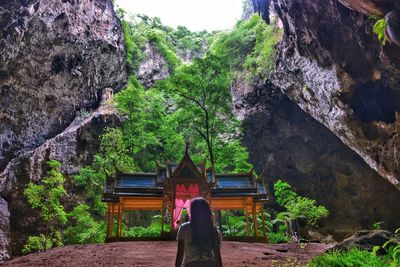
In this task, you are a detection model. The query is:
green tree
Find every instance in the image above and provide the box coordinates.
[156,54,233,169]
[23,160,67,254]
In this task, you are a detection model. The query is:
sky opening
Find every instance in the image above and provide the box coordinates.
[114,0,244,32]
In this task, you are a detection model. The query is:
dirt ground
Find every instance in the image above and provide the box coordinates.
[2,241,331,267]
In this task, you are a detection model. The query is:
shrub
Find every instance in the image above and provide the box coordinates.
[22,232,62,255]
[308,248,391,267]
[372,221,384,230]
[63,204,106,245]
[24,160,67,225]
[221,211,248,237]
[23,160,66,254]
[273,180,329,228]
[124,215,164,237]
[268,231,290,244]
[221,211,272,237]
[382,228,400,266]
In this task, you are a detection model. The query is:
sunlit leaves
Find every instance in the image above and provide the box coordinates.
[24,160,67,225]
[64,204,106,245]
[23,160,67,254]
[373,18,387,45]
[273,180,329,227]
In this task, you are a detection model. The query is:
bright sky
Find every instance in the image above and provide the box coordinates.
[114,0,244,32]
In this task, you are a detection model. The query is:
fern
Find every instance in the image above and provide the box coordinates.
[373,18,387,45]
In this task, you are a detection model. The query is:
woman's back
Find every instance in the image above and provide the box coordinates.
[177,222,220,266]
[175,197,222,267]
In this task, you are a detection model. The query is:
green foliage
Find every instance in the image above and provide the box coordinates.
[154,53,242,170]
[373,18,387,45]
[221,211,248,237]
[24,160,67,225]
[124,215,164,237]
[273,180,329,227]
[274,180,297,207]
[210,15,281,82]
[221,211,272,237]
[309,228,400,267]
[113,31,254,173]
[22,232,63,255]
[287,197,329,227]
[117,11,213,73]
[268,231,290,244]
[23,160,66,254]
[120,19,145,73]
[382,228,400,266]
[113,75,186,171]
[308,248,392,267]
[147,29,181,71]
[214,139,253,173]
[64,204,106,244]
[372,221,384,230]
[243,17,281,81]
[172,26,209,59]
[108,14,280,173]
[73,164,106,216]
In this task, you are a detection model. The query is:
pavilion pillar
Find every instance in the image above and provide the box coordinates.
[106,204,114,238]
[261,204,267,238]
[244,198,251,236]
[117,203,123,237]
[252,202,258,237]
[161,202,165,237]
[245,211,250,235]
[170,203,174,236]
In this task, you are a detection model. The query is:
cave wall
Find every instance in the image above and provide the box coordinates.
[271,0,400,190]
[234,80,400,240]
[0,0,127,261]
[0,0,126,173]
[236,0,400,240]
[4,102,121,257]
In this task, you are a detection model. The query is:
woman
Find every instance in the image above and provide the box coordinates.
[175,197,223,267]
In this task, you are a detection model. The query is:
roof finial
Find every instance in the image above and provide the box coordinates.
[185,138,190,154]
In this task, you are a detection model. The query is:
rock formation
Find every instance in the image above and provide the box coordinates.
[235,0,400,239]
[0,0,126,261]
[337,0,396,16]
[0,0,126,172]
[136,43,169,89]
[331,229,400,251]
[1,98,121,257]
[271,0,400,190]
[233,80,400,239]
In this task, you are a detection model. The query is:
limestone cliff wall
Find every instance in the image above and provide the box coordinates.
[234,80,400,240]
[0,0,126,261]
[0,0,126,172]
[236,0,400,239]
[271,0,400,190]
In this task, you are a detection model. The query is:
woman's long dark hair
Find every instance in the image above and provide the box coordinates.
[190,197,219,256]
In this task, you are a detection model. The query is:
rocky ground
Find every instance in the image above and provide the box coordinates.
[1,241,331,267]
